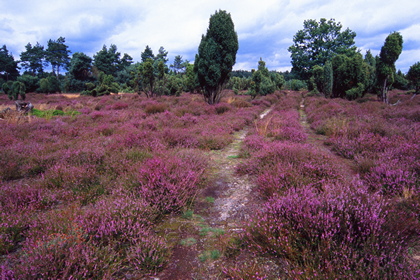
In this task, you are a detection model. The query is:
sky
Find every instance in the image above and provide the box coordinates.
[1,0,419,73]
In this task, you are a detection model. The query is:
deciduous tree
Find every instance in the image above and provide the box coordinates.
[288,18,357,79]
[194,10,238,104]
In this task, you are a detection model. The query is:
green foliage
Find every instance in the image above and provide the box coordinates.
[194,10,239,104]
[0,45,19,81]
[226,76,251,92]
[407,62,420,93]
[31,108,80,119]
[96,72,120,96]
[11,81,26,100]
[198,250,221,262]
[170,55,187,73]
[312,65,324,93]
[393,70,409,90]
[205,196,215,203]
[3,81,26,100]
[180,237,197,246]
[18,74,39,93]
[249,59,280,97]
[345,82,365,99]
[140,58,155,97]
[285,79,307,91]
[323,60,333,97]
[20,42,46,75]
[182,209,194,219]
[141,45,154,62]
[45,37,71,77]
[183,63,199,93]
[69,52,92,80]
[270,71,285,90]
[288,18,357,79]
[364,50,376,93]
[331,53,367,100]
[155,46,169,64]
[376,32,403,103]
[2,80,13,97]
[39,75,61,93]
[93,44,131,77]
[156,74,183,96]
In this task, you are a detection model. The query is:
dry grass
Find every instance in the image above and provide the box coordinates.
[59,93,80,99]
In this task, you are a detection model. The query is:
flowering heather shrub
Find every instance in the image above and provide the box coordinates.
[122,130,166,151]
[363,158,419,197]
[135,155,206,214]
[13,233,119,279]
[0,213,27,255]
[140,99,168,115]
[247,185,419,279]
[197,129,233,150]
[251,98,272,108]
[0,265,14,279]
[0,148,24,180]
[160,128,200,149]
[128,233,170,274]
[274,91,302,110]
[42,162,99,191]
[77,194,157,246]
[214,102,232,114]
[77,194,171,274]
[0,183,56,213]
[237,142,342,197]
[223,259,269,279]
[261,110,307,142]
[109,101,129,110]
[305,96,420,200]
[229,98,252,108]
[240,134,268,156]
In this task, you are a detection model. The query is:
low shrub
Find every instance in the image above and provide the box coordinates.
[135,154,206,214]
[247,185,419,279]
[144,102,168,115]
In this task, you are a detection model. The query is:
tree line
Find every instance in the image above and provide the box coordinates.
[1,13,419,104]
[0,36,200,100]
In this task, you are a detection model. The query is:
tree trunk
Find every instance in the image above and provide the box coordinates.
[382,76,389,104]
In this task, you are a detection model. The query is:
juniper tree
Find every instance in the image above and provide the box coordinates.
[194,10,238,104]
[323,61,333,97]
[376,32,403,103]
[407,62,420,95]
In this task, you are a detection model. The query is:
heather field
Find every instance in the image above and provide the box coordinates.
[0,91,419,279]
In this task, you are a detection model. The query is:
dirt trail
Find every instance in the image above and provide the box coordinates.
[208,107,273,227]
[299,98,359,184]
[154,108,272,280]
[156,102,363,279]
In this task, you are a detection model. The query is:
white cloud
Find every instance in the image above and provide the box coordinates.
[1,0,419,72]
